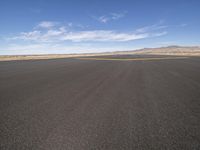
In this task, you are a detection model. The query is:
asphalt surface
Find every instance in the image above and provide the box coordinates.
[0,55,200,150]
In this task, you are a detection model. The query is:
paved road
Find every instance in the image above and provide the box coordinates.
[0,55,200,150]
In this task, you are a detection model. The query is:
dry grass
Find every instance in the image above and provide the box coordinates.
[0,53,116,61]
[1,46,200,61]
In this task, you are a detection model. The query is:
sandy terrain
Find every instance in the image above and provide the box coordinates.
[0,53,114,61]
[132,46,200,56]
[1,46,200,61]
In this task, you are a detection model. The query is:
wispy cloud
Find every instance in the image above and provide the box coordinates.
[152,31,168,37]
[65,22,89,29]
[177,23,188,27]
[61,30,149,42]
[94,11,127,23]
[97,16,110,23]
[136,21,188,34]
[3,20,169,55]
[136,21,168,33]
[12,29,150,42]
[180,23,187,27]
[37,21,57,29]
[9,21,167,43]
[111,12,126,20]
[10,22,167,42]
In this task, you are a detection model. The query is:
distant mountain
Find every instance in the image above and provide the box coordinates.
[131,46,200,56]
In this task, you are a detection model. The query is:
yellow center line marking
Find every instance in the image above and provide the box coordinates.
[76,57,188,61]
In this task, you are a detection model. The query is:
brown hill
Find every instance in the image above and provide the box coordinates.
[132,46,200,56]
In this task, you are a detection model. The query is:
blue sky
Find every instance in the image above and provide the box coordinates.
[0,0,200,55]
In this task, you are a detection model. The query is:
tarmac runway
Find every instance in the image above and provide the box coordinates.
[0,55,200,149]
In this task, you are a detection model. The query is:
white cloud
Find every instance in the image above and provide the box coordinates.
[46,30,63,36]
[3,20,169,55]
[12,28,167,43]
[11,30,42,41]
[98,16,110,23]
[136,21,168,33]
[137,25,168,33]
[61,30,149,42]
[67,22,73,27]
[95,11,127,23]
[111,12,127,20]
[136,21,188,33]
[37,21,57,28]
[10,21,168,42]
[13,29,150,42]
[64,22,89,29]
[178,23,188,27]
[152,31,168,37]
[137,24,168,33]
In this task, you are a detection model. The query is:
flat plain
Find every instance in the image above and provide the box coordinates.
[0,55,200,149]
